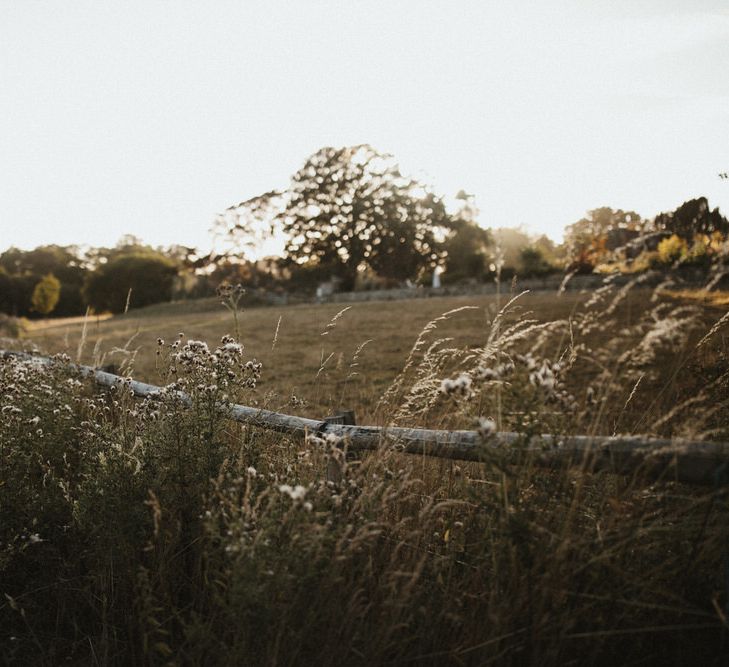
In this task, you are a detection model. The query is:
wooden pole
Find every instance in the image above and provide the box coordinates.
[2,350,728,486]
[323,411,357,484]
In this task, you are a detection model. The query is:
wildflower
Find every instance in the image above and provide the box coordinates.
[520,353,538,371]
[246,466,257,477]
[495,360,515,377]
[307,431,343,450]
[440,373,473,399]
[586,386,597,405]
[529,361,557,396]
[279,484,308,502]
[219,335,244,356]
[476,417,497,440]
[190,340,209,353]
[473,366,498,381]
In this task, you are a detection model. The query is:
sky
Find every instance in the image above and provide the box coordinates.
[1,0,728,257]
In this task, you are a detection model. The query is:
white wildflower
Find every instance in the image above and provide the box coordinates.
[476,417,497,440]
[279,484,308,502]
[473,366,498,381]
[440,373,473,399]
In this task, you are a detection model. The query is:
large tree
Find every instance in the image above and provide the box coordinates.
[222,145,452,290]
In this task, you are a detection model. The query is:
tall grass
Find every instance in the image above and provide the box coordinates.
[1,276,728,665]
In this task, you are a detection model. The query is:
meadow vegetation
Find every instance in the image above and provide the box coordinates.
[1,278,729,665]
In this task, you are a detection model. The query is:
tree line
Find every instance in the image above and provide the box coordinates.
[2,144,726,318]
[0,240,180,318]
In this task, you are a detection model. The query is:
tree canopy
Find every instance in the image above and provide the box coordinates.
[0,245,87,316]
[563,207,644,271]
[564,208,644,255]
[84,251,178,314]
[223,145,453,290]
[653,197,729,240]
[442,193,491,282]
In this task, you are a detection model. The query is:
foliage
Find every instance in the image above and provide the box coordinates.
[170,257,287,301]
[2,277,729,665]
[282,258,338,292]
[84,252,178,313]
[657,234,689,265]
[0,313,27,339]
[0,242,196,318]
[0,246,87,317]
[222,145,452,291]
[4,272,729,664]
[441,190,491,283]
[653,197,729,241]
[567,249,597,276]
[0,269,34,317]
[564,207,644,266]
[442,218,491,283]
[488,228,560,278]
[30,273,61,315]
[684,236,712,267]
[531,234,564,266]
[518,245,555,277]
[490,226,533,274]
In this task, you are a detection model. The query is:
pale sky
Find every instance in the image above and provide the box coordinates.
[1,0,728,256]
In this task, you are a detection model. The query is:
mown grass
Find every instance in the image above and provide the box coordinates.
[2,282,729,665]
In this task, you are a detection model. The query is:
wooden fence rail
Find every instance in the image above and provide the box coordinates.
[2,350,729,486]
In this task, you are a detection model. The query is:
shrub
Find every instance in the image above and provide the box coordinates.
[0,313,26,338]
[30,273,61,315]
[84,252,178,313]
[657,234,688,265]
[565,245,597,274]
[683,236,712,268]
[519,245,555,277]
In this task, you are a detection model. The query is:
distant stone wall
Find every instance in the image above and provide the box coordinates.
[258,268,725,307]
[320,277,581,304]
[318,271,683,304]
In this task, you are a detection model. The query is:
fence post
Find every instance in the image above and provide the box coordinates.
[324,410,356,484]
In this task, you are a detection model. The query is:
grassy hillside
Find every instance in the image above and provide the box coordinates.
[2,282,729,665]
[17,286,726,430]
